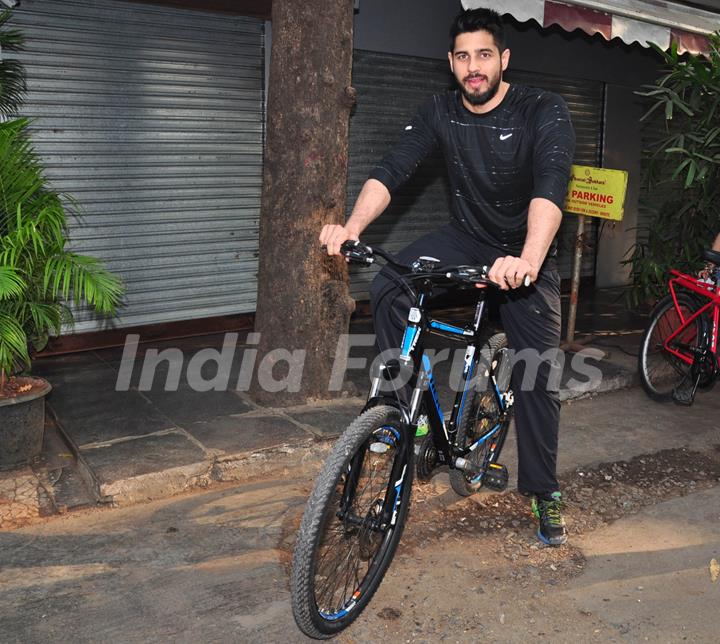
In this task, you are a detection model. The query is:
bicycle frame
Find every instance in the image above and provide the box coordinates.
[365,279,511,474]
[666,269,720,363]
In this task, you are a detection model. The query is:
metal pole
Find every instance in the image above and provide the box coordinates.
[566,215,586,344]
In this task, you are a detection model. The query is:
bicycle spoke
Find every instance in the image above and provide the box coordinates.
[312,436,396,616]
[316,538,356,607]
[318,538,359,611]
[640,294,706,400]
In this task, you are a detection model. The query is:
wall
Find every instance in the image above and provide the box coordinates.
[596,85,644,287]
[353,0,460,60]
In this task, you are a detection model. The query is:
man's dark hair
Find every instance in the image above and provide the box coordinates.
[449,8,506,53]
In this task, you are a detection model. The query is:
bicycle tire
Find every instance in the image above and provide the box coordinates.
[638,293,708,402]
[450,333,513,497]
[291,405,413,639]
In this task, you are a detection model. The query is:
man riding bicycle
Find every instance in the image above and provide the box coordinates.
[321,8,576,546]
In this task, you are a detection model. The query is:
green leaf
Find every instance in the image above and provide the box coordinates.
[0,310,30,377]
[671,158,692,180]
[0,267,25,299]
[685,161,697,188]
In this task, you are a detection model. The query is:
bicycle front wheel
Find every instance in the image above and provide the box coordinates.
[639,293,707,401]
[291,405,413,639]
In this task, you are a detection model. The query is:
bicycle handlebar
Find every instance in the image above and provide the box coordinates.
[337,240,531,289]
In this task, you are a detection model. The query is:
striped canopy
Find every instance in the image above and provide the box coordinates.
[462,0,718,56]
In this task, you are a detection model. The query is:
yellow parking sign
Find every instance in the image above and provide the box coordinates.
[564,165,628,221]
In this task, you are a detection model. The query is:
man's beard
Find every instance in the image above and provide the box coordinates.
[459,71,502,106]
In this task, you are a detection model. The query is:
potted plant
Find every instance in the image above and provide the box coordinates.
[0,10,124,469]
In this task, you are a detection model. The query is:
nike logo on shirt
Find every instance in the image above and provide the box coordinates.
[500,133,513,140]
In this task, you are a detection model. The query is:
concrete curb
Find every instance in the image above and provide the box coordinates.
[101,439,334,507]
[560,370,639,402]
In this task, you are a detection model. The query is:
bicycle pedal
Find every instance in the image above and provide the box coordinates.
[483,463,509,491]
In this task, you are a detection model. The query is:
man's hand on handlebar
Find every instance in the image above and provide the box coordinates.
[319,224,357,257]
[486,255,536,290]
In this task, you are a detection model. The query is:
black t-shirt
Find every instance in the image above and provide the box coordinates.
[369,85,576,255]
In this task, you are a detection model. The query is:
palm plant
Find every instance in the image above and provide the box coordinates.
[0,9,26,118]
[0,12,124,390]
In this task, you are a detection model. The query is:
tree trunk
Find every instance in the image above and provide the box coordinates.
[250,0,356,405]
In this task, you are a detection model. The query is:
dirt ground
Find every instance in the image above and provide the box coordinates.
[3,388,720,643]
[331,447,720,643]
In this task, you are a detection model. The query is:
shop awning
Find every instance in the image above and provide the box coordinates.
[461,0,719,56]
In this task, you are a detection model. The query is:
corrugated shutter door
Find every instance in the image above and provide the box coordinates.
[11,0,264,331]
[346,51,451,299]
[346,51,603,298]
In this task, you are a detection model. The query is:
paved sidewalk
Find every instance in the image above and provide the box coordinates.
[1,288,646,523]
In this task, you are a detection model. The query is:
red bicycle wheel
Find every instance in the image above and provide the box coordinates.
[638,293,708,401]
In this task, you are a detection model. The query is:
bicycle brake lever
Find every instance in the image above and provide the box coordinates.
[339,240,374,265]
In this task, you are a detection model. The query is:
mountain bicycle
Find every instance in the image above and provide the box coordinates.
[291,240,521,639]
[638,248,720,404]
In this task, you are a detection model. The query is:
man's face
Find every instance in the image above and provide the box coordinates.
[448,30,510,106]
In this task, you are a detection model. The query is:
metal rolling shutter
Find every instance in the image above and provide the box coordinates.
[346,51,451,299]
[11,0,264,331]
[346,51,603,298]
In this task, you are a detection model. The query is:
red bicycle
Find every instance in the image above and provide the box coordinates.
[639,248,720,404]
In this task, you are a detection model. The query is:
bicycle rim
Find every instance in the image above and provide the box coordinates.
[292,407,412,637]
[640,294,704,400]
[313,425,402,618]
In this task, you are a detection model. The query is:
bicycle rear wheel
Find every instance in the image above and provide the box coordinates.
[291,405,413,639]
[450,333,513,497]
[639,293,707,401]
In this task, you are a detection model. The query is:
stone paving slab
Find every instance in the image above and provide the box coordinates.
[47,389,176,447]
[186,413,312,453]
[284,402,365,438]
[80,431,209,486]
[140,386,253,427]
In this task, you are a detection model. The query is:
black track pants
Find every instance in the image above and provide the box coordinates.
[369,224,562,496]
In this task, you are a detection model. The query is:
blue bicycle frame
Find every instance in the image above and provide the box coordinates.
[364,281,512,475]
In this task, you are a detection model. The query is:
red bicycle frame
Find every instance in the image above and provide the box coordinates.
[665,270,720,365]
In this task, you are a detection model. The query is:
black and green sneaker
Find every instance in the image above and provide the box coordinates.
[531,492,567,546]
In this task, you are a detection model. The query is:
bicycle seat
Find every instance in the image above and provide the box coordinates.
[703,249,720,265]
